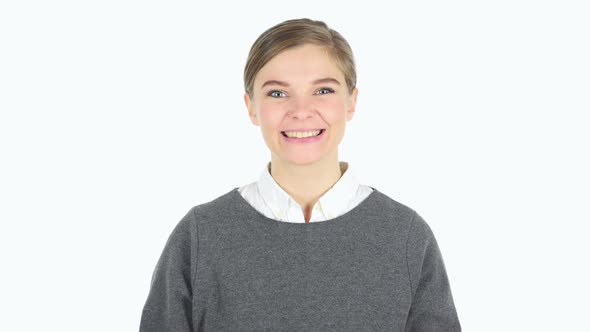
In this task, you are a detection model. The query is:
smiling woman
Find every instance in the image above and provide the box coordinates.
[244,42,357,178]
[139,18,461,331]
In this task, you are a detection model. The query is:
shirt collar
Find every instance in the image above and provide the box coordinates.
[256,161,361,221]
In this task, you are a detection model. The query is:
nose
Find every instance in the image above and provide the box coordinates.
[287,96,315,119]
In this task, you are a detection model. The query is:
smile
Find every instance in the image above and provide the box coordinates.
[281,129,324,138]
[280,129,326,143]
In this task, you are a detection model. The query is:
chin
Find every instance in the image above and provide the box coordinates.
[286,152,330,166]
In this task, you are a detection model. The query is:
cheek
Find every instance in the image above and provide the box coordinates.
[258,104,283,128]
[320,99,348,122]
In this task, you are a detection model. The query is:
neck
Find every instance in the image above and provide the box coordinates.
[269,151,344,211]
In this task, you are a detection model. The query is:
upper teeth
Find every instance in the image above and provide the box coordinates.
[284,130,321,138]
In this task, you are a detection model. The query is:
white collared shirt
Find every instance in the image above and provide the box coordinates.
[238,161,374,223]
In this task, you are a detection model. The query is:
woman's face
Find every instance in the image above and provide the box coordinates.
[244,43,358,166]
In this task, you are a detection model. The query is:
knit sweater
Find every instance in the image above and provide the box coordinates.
[139,187,461,331]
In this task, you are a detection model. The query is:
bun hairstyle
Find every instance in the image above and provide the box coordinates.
[243,18,357,99]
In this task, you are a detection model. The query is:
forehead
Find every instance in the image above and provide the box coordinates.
[255,44,343,88]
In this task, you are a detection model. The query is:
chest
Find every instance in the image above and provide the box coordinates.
[193,228,413,330]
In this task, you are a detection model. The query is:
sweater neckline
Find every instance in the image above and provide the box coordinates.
[230,186,380,227]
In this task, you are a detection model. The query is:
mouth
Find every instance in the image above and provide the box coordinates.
[281,129,325,138]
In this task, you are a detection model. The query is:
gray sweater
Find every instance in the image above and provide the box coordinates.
[139,187,461,331]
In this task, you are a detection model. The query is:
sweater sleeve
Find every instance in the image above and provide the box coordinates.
[139,207,198,332]
[404,211,461,332]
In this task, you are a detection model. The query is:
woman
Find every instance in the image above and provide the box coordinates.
[140,18,461,331]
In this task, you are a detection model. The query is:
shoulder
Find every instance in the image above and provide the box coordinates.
[370,188,425,230]
[181,187,242,227]
[367,188,438,252]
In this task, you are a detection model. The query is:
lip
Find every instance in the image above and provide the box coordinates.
[282,128,324,132]
[281,128,326,144]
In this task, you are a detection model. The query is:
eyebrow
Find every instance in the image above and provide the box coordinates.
[260,77,341,89]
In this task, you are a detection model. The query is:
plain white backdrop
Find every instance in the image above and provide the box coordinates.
[1,0,588,331]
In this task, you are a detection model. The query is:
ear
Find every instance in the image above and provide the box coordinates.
[244,92,260,126]
[346,87,358,121]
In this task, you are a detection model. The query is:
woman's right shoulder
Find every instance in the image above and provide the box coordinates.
[179,187,241,227]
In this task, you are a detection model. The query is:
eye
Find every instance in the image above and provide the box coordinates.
[317,87,335,95]
[267,90,287,98]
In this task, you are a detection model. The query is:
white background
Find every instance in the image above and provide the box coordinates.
[1,1,588,331]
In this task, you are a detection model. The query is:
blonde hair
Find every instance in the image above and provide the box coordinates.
[243,18,357,98]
